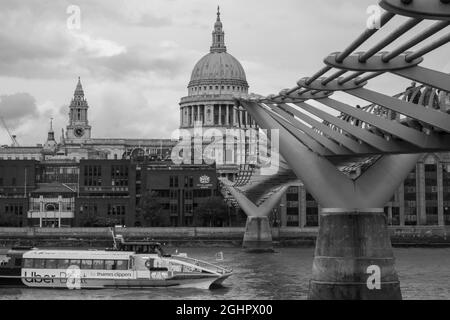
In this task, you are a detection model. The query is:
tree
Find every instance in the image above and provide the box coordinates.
[78,215,120,227]
[137,191,168,227]
[195,197,229,227]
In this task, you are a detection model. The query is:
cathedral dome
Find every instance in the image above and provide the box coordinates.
[187,7,249,90]
[189,52,247,86]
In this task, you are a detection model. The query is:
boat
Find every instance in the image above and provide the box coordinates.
[0,234,233,290]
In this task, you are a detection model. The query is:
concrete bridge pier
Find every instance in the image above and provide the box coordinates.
[242,216,273,252]
[308,208,402,300]
[221,179,289,252]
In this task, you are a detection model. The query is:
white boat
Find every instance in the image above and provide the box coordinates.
[0,238,233,290]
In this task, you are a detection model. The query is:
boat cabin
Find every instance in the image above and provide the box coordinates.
[116,241,167,256]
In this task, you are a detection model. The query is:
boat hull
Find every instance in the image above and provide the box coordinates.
[0,273,232,290]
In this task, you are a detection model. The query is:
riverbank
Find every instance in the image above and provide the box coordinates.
[0,226,449,248]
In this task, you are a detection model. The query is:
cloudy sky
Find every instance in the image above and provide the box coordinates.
[0,0,449,146]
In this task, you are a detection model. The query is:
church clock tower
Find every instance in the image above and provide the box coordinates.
[66,77,92,144]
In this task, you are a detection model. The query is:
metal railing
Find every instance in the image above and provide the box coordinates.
[170,254,232,275]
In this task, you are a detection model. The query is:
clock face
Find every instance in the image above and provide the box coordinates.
[74,127,85,138]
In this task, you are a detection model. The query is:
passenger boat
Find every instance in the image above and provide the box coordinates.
[0,235,232,290]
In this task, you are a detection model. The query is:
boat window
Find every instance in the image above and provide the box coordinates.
[92,260,104,270]
[46,259,58,269]
[104,260,115,270]
[34,259,46,269]
[81,260,93,269]
[69,260,81,267]
[58,259,70,269]
[23,259,33,268]
[116,260,128,270]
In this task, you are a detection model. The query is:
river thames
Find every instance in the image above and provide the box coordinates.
[0,247,449,300]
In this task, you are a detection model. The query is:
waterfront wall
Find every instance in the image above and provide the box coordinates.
[0,226,448,245]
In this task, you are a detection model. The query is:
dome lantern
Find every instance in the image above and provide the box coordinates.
[211,6,226,53]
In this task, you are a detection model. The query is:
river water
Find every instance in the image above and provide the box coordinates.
[0,247,449,300]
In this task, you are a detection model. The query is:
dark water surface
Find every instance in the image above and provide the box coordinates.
[0,247,449,300]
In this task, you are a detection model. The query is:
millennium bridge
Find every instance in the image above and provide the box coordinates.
[221,0,450,300]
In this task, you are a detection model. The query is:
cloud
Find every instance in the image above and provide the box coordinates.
[0,93,39,128]
[79,45,189,79]
[135,13,173,28]
[71,33,127,58]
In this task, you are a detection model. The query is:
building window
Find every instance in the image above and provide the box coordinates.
[85,165,102,186]
[170,190,178,199]
[170,204,178,216]
[287,186,299,194]
[306,207,318,227]
[392,207,400,226]
[286,193,298,202]
[169,176,179,188]
[185,190,193,200]
[5,204,24,216]
[111,165,129,187]
[108,205,126,216]
[404,207,417,225]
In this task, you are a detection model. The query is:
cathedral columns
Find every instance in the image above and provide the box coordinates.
[180,107,184,127]
[226,105,230,126]
[195,105,199,123]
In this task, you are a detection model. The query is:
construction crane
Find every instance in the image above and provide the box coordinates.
[0,116,20,147]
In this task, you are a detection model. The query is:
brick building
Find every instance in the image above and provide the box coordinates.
[0,159,226,228]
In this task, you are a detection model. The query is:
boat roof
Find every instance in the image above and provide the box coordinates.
[22,250,133,260]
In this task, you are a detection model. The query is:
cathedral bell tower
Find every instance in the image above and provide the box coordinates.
[66,77,92,144]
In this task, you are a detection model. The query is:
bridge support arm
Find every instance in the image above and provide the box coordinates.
[221,180,290,252]
[241,101,356,208]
